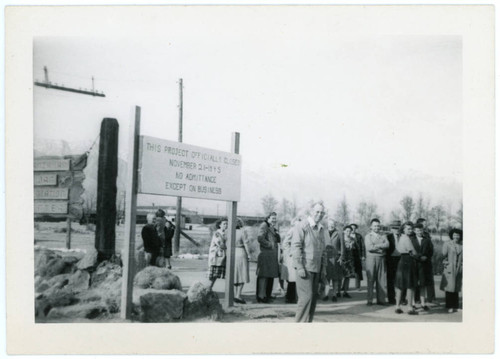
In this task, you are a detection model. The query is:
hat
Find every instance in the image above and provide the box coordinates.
[390,220,401,229]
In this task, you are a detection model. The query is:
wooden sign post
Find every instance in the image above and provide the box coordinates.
[120,106,141,320]
[224,132,240,309]
[120,111,242,319]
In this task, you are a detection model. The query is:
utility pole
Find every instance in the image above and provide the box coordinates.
[173,79,183,254]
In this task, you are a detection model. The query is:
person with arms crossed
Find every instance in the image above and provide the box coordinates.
[364,218,389,306]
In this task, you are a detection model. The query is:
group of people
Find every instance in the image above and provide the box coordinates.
[141,203,463,323]
[139,209,175,269]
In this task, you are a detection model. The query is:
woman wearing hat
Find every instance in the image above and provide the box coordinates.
[256,212,280,303]
[233,218,251,304]
[440,229,463,313]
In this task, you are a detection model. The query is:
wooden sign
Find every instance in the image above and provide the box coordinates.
[34,173,58,186]
[34,187,69,200]
[34,201,68,214]
[138,136,242,201]
[34,159,70,171]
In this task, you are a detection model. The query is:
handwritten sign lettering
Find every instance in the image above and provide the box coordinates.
[34,201,68,214]
[34,159,70,171]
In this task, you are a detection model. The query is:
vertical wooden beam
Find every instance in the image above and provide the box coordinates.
[120,106,141,320]
[65,217,71,249]
[95,118,119,261]
[174,78,183,254]
[224,132,240,309]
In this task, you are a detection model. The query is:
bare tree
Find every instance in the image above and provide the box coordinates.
[356,201,368,225]
[290,197,298,219]
[261,194,278,215]
[400,195,415,222]
[415,193,430,220]
[390,210,401,222]
[366,202,378,223]
[335,197,350,226]
[454,201,463,229]
[280,198,291,225]
[431,205,446,239]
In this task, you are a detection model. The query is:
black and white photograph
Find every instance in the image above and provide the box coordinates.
[5,4,495,355]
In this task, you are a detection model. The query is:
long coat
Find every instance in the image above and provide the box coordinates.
[325,229,344,281]
[208,229,227,267]
[440,240,463,293]
[281,227,297,282]
[410,235,434,286]
[256,221,280,278]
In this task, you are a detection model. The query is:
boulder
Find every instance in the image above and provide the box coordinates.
[134,266,182,290]
[46,302,108,320]
[65,270,90,293]
[90,261,122,288]
[139,290,187,322]
[183,281,223,321]
[35,288,78,318]
[77,248,98,271]
[34,248,57,276]
[35,247,76,278]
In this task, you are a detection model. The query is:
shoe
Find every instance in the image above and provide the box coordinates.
[257,297,269,303]
[331,296,337,302]
[422,305,430,311]
[267,297,275,303]
[412,305,418,311]
[448,308,456,313]
[342,292,351,298]
[336,292,342,297]
[408,309,419,315]
[395,308,404,314]
[322,296,329,301]
[234,298,244,304]
[401,300,408,306]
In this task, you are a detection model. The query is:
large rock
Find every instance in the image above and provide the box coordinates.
[90,261,122,288]
[46,302,108,320]
[139,290,187,322]
[35,288,78,318]
[35,248,76,278]
[65,270,90,293]
[77,249,98,271]
[183,281,223,321]
[134,266,182,290]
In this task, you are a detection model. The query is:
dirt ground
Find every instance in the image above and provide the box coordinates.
[172,259,462,323]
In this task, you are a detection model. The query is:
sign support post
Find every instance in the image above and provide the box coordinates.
[120,106,141,320]
[65,217,71,249]
[224,132,240,309]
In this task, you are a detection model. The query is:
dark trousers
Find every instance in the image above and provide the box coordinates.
[256,277,275,299]
[445,292,460,309]
[148,250,160,266]
[295,271,320,322]
[387,256,400,303]
[286,281,298,303]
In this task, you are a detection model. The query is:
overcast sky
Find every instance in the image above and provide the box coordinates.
[33,14,462,218]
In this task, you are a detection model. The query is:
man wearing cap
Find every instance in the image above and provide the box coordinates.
[386,220,402,304]
[364,218,390,305]
[350,223,365,290]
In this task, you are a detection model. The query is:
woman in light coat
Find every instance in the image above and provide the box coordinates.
[282,218,300,303]
[440,228,463,313]
[208,218,228,291]
[233,218,251,304]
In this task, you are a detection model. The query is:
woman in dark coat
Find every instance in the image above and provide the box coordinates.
[411,223,434,311]
[256,212,280,303]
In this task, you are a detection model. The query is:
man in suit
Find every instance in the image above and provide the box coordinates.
[292,202,328,322]
[364,218,390,306]
[411,223,434,311]
[386,220,402,304]
[350,223,365,290]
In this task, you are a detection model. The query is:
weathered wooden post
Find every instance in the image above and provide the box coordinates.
[95,118,119,262]
[121,106,141,320]
[65,217,71,249]
[224,132,240,308]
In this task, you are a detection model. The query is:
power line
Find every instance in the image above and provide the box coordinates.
[34,66,106,97]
